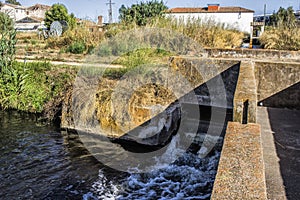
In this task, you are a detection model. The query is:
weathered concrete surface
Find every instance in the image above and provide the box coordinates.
[62,58,239,144]
[255,61,300,105]
[259,107,300,200]
[206,48,300,61]
[257,107,287,200]
[233,61,257,123]
[211,122,267,200]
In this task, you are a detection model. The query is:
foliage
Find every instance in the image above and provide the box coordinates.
[268,6,296,28]
[46,23,104,54]
[0,12,14,32]
[5,0,21,5]
[66,41,86,54]
[103,17,244,51]
[0,12,16,72]
[112,48,171,68]
[44,3,75,29]
[0,62,76,112]
[260,6,300,50]
[260,27,300,50]
[119,0,167,26]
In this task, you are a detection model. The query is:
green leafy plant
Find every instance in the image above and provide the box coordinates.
[66,41,86,54]
[260,6,300,50]
[0,12,16,73]
[119,1,168,26]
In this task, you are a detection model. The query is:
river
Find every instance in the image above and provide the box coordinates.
[0,110,224,199]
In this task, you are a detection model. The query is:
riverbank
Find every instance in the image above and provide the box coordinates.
[0,61,77,122]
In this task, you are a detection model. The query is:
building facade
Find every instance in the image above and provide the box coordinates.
[0,3,50,31]
[165,4,254,33]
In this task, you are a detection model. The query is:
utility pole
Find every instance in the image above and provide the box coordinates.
[106,0,115,24]
[262,4,266,33]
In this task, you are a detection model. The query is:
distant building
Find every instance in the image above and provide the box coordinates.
[165,4,254,33]
[0,3,27,21]
[0,3,50,31]
[77,16,104,32]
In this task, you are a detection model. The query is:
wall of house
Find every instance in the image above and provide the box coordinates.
[15,8,27,21]
[166,12,253,33]
[28,9,47,19]
[15,22,42,31]
[1,5,16,20]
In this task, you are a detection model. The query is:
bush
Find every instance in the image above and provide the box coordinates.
[0,62,76,112]
[0,12,16,72]
[66,41,86,54]
[260,27,300,50]
[46,24,104,53]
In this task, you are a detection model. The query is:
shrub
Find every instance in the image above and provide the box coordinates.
[0,62,76,112]
[46,24,104,53]
[66,41,86,54]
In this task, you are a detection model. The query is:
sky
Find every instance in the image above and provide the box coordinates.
[18,0,300,22]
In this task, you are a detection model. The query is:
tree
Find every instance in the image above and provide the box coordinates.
[119,1,168,26]
[44,4,74,29]
[5,0,21,5]
[268,6,296,29]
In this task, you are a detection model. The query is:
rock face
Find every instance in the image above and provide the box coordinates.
[61,65,184,145]
[61,57,240,146]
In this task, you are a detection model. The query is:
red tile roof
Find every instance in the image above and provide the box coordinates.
[166,7,254,13]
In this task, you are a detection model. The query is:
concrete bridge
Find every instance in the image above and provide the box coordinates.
[168,55,300,200]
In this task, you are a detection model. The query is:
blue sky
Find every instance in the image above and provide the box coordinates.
[18,0,299,22]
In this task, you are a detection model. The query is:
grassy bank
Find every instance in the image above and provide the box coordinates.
[0,61,77,114]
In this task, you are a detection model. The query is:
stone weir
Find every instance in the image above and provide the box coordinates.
[61,57,240,146]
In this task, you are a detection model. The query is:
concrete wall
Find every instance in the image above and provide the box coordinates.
[206,48,300,61]
[166,12,253,33]
[211,122,267,200]
[255,61,300,109]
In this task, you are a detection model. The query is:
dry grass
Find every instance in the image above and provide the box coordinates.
[16,32,39,40]
[46,24,105,53]
[105,17,245,49]
[260,27,300,50]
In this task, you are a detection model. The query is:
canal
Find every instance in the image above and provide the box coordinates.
[0,110,225,199]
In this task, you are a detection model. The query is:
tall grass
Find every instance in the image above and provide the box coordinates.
[46,23,105,54]
[0,62,76,112]
[105,17,245,49]
[260,26,300,51]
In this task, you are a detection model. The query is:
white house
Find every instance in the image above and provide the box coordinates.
[165,4,254,33]
[0,3,27,21]
[26,4,50,19]
[0,3,50,31]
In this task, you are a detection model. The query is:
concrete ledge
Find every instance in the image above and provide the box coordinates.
[233,61,257,123]
[205,48,300,61]
[211,122,267,200]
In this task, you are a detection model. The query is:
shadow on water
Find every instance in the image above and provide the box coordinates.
[0,110,127,200]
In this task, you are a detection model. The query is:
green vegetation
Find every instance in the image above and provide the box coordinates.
[0,12,14,32]
[0,12,16,72]
[260,6,300,50]
[44,3,76,29]
[0,62,76,112]
[66,41,86,54]
[112,48,171,68]
[119,0,167,26]
[5,0,21,5]
[46,23,104,54]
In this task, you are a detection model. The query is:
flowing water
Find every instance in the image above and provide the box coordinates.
[0,110,225,199]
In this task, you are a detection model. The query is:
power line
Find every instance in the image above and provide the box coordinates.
[106,0,115,24]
